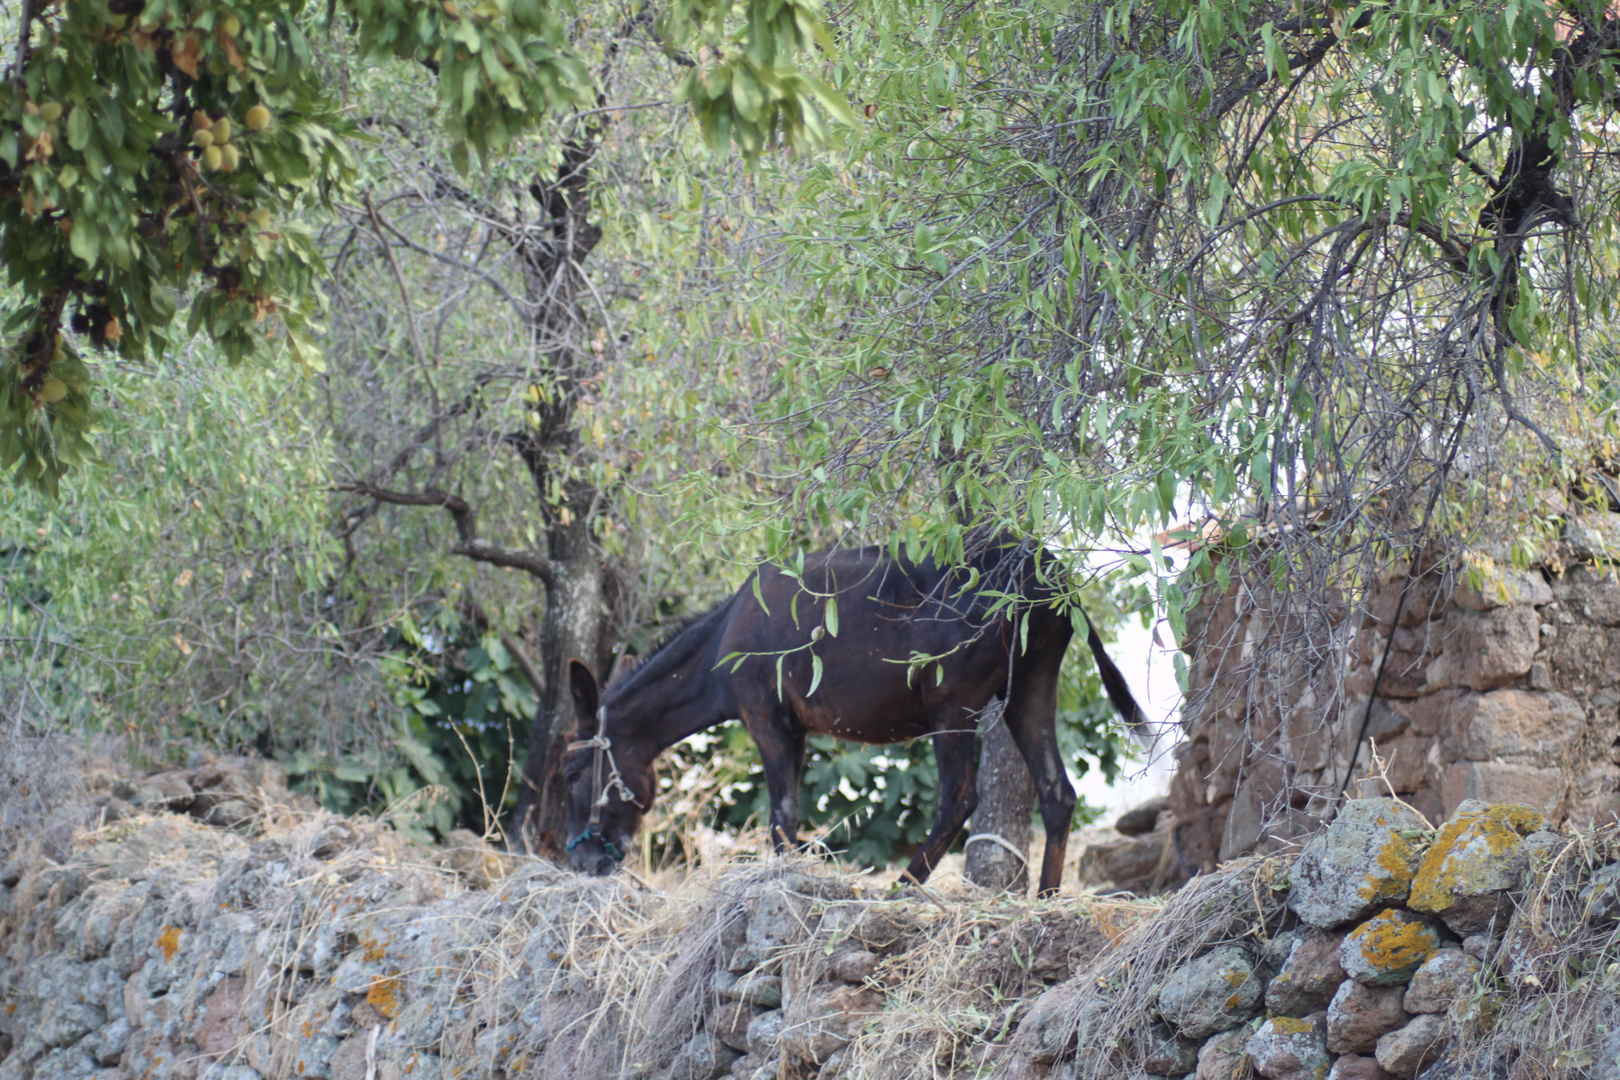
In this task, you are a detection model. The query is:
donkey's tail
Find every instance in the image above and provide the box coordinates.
[1082,612,1152,740]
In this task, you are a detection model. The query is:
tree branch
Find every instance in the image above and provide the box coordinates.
[450,540,556,585]
[334,480,557,585]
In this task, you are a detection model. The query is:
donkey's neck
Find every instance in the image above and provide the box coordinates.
[603,638,734,757]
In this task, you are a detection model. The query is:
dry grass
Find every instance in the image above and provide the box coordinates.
[1443,825,1620,1078]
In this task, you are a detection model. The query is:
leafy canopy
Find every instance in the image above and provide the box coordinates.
[0,0,848,491]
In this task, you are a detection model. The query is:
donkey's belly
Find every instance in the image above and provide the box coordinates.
[787,682,943,744]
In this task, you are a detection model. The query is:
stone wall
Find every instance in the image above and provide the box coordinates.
[1010,796,1620,1080]
[1165,552,1620,876]
[0,752,1143,1080]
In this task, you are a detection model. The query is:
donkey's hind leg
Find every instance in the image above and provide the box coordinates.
[1002,613,1076,896]
[902,723,979,886]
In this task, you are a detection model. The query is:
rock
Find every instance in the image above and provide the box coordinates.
[197,977,246,1058]
[1340,909,1440,986]
[745,1010,785,1059]
[1194,1027,1250,1080]
[1010,983,1087,1065]
[1437,608,1542,691]
[713,1002,754,1053]
[1408,801,1543,934]
[728,1055,765,1079]
[1327,1053,1398,1080]
[827,949,877,984]
[1327,980,1409,1055]
[1265,928,1347,1015]
[1289,800,1429,929]
[1590,1028,1620,1080]
[745,889,808,957]
[1157,946,1265,1039]
[726,973,783,1008]
[1246,1016,1331,1080]
[1402,951,1481,1014]
[1461,936,1490,961]
[204,799,256,829]
[1116,796,1171,837]
[1566,513,1620,561]
[671,1031,743,1080]
[1374,1015,1448,1079]
[815,1047,848,1079]
[1441,764,1565,820]
[329,1035,370,1080]
[1455,691,1585,765]
[1453,567,1553,612]
[1143,1022,1199,1077]
[1579,861,1620,923]
[780,985,881,1065]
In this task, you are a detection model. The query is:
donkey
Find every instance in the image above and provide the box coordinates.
[562,535,1147,894]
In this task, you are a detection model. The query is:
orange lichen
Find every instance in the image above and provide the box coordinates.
[1269,1017,1318,1035]
[1409,804,1542,914]
[362,935,387,963]
[156,926,182,962]
[1224,969,1249,988]
[367,974,404,1019]
[1356,831,1422,903]
[1350,910,1437,972]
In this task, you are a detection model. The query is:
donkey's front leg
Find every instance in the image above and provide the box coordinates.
[903,727,979,885]
[751,721,806,852]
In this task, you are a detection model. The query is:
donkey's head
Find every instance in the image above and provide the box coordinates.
[563,660,655,876]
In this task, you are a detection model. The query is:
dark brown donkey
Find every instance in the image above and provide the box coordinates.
[562,535,1147,894]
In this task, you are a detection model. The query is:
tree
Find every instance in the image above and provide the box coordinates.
[0,0,848,491]
[667,0,1620,843]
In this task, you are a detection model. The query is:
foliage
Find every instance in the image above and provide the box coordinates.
[287,627,537,840]
[0,0,851,492]
[651,0,1620,696]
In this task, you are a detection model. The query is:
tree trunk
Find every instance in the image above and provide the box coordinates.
[510,504,603,855]
[964,704,1034,893]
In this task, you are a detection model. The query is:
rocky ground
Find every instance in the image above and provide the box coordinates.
[2,745,1617,1080]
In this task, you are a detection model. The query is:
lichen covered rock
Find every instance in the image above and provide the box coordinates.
[1340,909,1440,986]
[1401,950,1481,1015]
[1158,946,1265,1039]
[1246,1016,1331,1080]
[1407,801,1543,934]
[1289,800,1429,929]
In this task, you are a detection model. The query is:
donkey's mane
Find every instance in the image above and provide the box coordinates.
[608,595,736,699]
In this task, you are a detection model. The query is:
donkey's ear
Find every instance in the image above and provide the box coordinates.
[569,660,601,735]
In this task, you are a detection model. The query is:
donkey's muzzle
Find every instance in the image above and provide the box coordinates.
[569,841,619,877]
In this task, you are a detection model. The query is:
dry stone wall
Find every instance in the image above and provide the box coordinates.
[0,752,1140,1080]
[4,746,1620,1080]
[1164,553,1620,877]
[1007,796,1620,1080]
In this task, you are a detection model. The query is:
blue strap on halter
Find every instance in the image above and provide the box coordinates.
[565,823,626,862]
